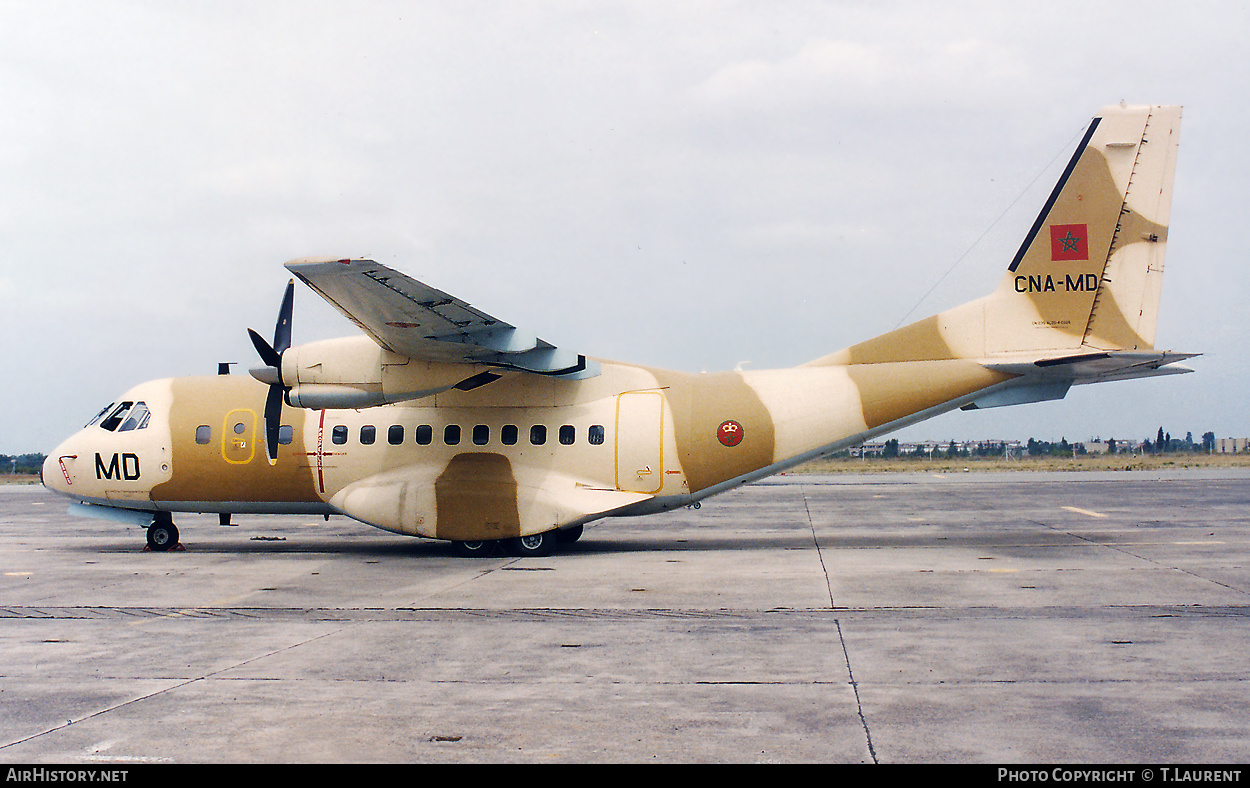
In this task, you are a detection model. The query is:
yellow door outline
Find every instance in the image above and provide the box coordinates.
[615,391,664,494]
[222,408,258,465]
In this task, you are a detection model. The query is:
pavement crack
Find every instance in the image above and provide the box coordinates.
[835,618,877,764]
[0,626,349,752]
[800,486,835,608]
[1028,519,1250,597]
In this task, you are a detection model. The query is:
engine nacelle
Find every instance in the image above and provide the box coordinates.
[279,336,498,409]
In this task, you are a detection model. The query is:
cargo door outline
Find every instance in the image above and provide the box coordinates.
[615,391,664,494]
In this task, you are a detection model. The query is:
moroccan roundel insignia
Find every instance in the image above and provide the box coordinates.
[717,420,744,447]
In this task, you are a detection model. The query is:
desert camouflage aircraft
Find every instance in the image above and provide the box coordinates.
[43,103,1194,557]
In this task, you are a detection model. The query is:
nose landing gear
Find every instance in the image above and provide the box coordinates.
[145,513,182,552]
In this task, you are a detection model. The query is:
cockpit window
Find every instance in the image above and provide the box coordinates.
[117,402,150,432]
[98,402,134,431]
[95,401,150,432]
[86,402,115,428]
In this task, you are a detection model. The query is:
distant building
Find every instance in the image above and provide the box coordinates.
[1081,438,1141,454]
[1216,438,1249,454]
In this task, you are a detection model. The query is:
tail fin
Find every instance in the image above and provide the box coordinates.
[812,104,1182,366]
[991,103,1181,354]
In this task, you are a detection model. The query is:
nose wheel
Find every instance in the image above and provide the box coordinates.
[146,514,180,552]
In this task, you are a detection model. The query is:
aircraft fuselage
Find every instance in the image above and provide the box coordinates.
[44,357,1013,542]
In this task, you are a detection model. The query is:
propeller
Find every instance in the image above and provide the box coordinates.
[248,279,295,464]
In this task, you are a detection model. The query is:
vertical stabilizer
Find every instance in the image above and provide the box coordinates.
[810,104,1182,367]
[987,103,1181,354]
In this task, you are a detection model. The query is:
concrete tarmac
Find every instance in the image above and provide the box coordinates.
[1,469,1248,764]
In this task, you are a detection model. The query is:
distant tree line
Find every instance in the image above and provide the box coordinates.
[1027,429,1220,457]
[837,427,1232,461]
[2,454,46,474]
[1026,437,1079,456]
[1134,428,1217,454]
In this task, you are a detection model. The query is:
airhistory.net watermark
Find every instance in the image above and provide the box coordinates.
[5,769,128,783]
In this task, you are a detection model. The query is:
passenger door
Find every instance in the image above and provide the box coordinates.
[615,391,664,494]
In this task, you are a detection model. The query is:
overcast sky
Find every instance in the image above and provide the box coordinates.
[3,1,1246,454]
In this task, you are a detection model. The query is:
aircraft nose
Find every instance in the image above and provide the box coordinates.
[41,453,59,492]
[42,438,78,495]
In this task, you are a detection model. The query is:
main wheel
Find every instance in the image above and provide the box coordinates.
[505,531,556,557]
[452,539,497,558]
[146,515,179,552]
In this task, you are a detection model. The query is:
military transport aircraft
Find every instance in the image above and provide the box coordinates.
[43,103,1194,557]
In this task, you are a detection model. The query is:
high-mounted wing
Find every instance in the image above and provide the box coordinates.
[285,257,599,379]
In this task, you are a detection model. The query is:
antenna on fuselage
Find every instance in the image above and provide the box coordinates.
[218,362,236,375]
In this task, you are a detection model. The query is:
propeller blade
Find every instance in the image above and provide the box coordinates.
[274,279,294,354]
[263,382,283,464]
[250,278,297,465]
[248,329,282,369]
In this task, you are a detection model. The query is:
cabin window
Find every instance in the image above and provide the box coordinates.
[332,425,348,445]
[388,425,404,445]
[360,425,376,445]
[530,425,547,445]
[473,425,489,445]
[416,425,433,445]
[444,425,461,445]
[233,422,247,435]
[278,425,294,445]
[195,425,211,444]
[501,425,518,445]
[588,425,605,445]
[559,425,576,445]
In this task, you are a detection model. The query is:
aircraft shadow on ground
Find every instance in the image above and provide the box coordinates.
[63,528,1037,558]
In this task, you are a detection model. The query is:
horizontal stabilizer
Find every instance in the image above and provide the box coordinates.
[963,350,1195,410]
[985,351,1198,384]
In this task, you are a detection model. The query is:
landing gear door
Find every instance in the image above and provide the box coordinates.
[615,391,664,494]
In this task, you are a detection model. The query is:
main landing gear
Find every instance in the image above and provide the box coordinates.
[145,513,181,552]
[451,525,583,558]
